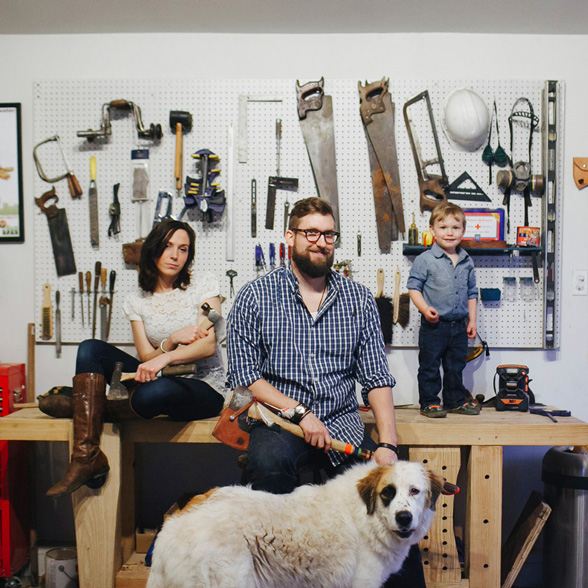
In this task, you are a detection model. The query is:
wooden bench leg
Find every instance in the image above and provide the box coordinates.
[466,445,502,588]
[71,423,122,588]
[410,446,461,585]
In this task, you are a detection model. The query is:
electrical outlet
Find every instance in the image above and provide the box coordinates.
[572,270,588,296]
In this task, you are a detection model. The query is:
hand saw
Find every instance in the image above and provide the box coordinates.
[358,78,405,246]
[35,188,77,277]
[296,78,340,232]
[403,90,449,212]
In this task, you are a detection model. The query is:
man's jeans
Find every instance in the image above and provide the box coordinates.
[418,317,468,410]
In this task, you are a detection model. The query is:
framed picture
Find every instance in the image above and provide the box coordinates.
[0,104,24,243]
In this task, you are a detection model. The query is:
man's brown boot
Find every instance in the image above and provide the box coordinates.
[46,373,110,499]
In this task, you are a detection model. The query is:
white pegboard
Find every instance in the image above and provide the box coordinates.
[33,78,563,349]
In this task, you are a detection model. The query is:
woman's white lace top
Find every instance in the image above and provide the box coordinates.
[122,273,226,397]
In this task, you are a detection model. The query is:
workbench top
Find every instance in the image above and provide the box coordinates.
[2,406,587,447]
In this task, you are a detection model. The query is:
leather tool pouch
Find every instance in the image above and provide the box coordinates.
[573,157,588,190]
[212,399,253,450]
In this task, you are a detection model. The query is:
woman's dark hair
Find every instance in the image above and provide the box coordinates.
[138,220,196,293]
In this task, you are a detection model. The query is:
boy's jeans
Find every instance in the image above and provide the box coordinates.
[418,317,468,410]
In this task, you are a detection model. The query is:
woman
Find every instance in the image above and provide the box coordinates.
[44,219,226,499]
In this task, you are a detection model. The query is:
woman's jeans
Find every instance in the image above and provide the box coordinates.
[418,317,468,410]
[76,339,223,421]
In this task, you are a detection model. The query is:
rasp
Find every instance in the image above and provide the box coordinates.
[34,188,77,277]
[296,78,340,232]
[359,78,406,237]
[89,155,99,248]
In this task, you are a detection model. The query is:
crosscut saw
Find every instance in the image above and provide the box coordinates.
[358,78,405,250]
[296,78,340,232]
[35,187,77,277]
[403,90,449,212]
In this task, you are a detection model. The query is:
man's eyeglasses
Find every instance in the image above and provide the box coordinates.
[291,229,340,244]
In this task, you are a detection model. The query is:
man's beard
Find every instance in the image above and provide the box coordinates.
[291,245,334,278]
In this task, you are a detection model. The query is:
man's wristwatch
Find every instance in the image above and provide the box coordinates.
[279,403,312,425]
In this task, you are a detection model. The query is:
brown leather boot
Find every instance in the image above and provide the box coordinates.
[46,373,110,499]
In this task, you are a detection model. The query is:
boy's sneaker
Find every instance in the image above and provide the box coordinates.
[420,404,447,418]
[447,401,481,415]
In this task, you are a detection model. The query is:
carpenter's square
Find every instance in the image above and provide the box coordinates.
[106,270,116,341]
[92,261,101,339]
[88,156,99,247]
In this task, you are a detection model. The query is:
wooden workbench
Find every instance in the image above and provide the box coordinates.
[2,407,587,588]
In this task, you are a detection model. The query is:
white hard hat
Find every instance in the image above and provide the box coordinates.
[443,88,490,152]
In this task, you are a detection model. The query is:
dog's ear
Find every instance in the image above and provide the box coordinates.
[357,466,386,515]
[427,471,445,511]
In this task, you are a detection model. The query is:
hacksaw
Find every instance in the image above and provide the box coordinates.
[358,78,405,249]
[296,78,340,232]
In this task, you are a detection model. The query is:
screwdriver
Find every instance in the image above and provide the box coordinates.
[78,271,85,326]
[85,271,92,326]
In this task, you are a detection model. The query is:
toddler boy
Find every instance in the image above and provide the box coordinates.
[407,203,480,418]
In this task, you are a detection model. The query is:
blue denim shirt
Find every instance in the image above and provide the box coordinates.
[407,242,477,321]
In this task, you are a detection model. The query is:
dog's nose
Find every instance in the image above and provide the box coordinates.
[396,511,412,528]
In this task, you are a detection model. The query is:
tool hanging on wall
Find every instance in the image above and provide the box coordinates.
[374,269,392,344]
[108,183,121,237]
[33,135,83,199]
[572,158,588,189]
[106,270,116,341]
[152,191,175,227]
[55,290,61,358]
[444,172,491,202]
[70,287,75,321]
[403,90,449,213]
[85,271,92,326]
[78,271,85,326]
[265,120,298,231]
[359,78,405,249]
[251,179,257,238]
[482,101,509,184]
[77,100,163,142]
[41,284,53,341]
[88,156,99,248]
[123,149,150,266]
[496,98,543,231]
[226,269,237,298]
[99,267,108,341]
[92,261,101,339]
[169,110,193,196]
[183,149,226,222]
[255,244,266,276]
[34,187,77,277]
[296,78,340,232]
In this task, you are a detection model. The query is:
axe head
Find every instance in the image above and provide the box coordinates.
[108,361,129,400]
[212,387,253,450]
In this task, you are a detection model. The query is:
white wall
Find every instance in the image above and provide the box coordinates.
[1,31,587,415]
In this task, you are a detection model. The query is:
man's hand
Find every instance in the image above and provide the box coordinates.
[374,446,399,465]
[424,306,439,323]
[299,413,332,452]
[467,320,477,338]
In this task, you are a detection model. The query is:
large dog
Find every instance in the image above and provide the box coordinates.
[147,461,453,588]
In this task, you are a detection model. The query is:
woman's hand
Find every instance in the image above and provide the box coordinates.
[135,354,172,383]
[169,324,210,348]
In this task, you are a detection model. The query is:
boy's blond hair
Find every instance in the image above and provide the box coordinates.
[429,202,466,229]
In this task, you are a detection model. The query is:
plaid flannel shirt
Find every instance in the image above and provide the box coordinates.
[227,264,395,466]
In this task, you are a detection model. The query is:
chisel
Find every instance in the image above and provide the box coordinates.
[78,271,85,326]
[106,270,116,341]
[89,156,99,248]
[100,267,108,341]
[92,261,101,339]
[85,271,92,325]
[71,287,76,320]
[55,290,61,358]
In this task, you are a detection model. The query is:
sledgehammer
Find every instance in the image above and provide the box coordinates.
[170,110,193,195]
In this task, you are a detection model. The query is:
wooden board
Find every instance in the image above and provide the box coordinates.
[501,491,551,588]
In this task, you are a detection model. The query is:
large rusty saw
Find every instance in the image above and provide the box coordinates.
[296,78,340,232]
[403,90,449,212]
[358,78,406,250]
[212,387,373,459]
